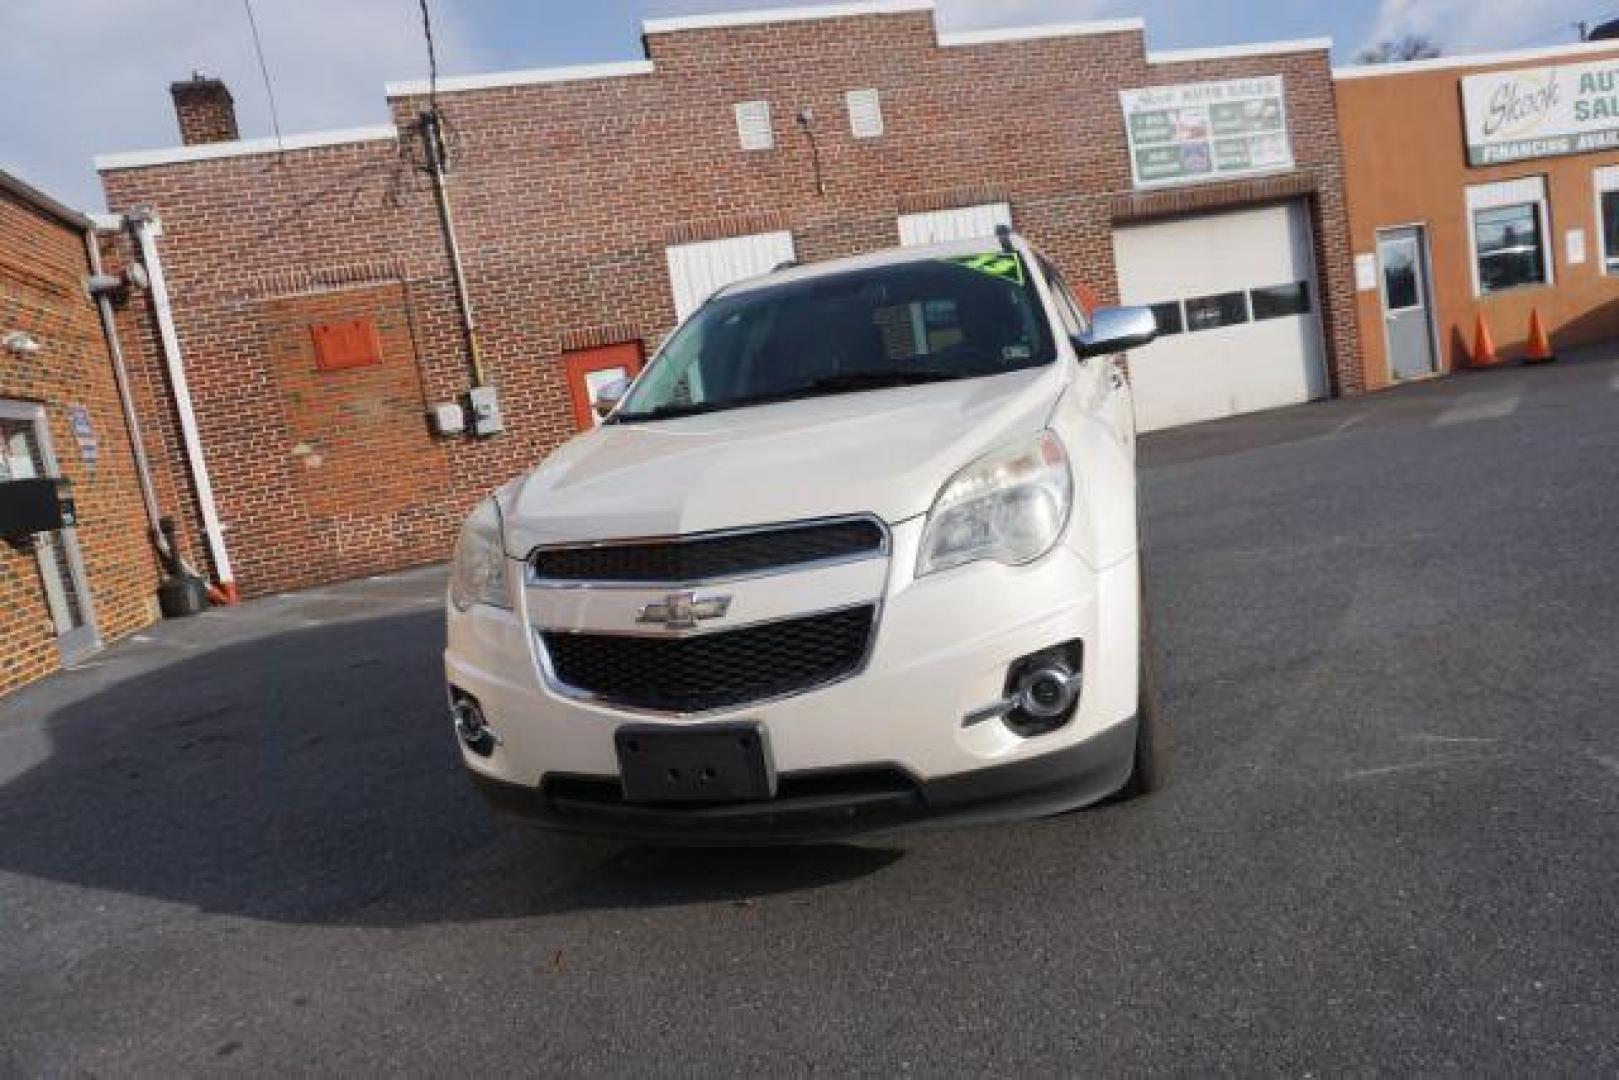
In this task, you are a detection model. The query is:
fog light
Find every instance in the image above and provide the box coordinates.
[962,642,1083,736]
[450,688,499,757]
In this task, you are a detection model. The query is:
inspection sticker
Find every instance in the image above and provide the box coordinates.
[946,252,1025,285]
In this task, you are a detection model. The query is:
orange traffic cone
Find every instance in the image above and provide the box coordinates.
[1524,308,1555,364]
[1470,311,1498,367]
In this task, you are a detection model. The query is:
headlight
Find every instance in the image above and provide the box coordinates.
[917,431,1072,577]
[449,498,512,612]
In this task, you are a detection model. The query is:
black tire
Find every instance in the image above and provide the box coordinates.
[1117,571,1164,799]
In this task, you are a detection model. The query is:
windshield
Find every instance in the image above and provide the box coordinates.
[614,252,1057,423]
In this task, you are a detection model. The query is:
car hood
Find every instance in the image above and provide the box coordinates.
[502,365,1067,552]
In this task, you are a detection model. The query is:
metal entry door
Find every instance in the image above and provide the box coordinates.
[1,402,100,665]
[1378,227,1439,380]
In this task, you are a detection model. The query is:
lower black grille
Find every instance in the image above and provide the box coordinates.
[531,518,886,584]
[542,605,875,712]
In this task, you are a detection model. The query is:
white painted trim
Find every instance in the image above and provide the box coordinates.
[386,60,655,98]
[95,125,398,172]
[938,18,1144,47]
[1334,39,1619,80]
[1147,37,1332,64]
[89,212,125,232]
[131,216,235,587]
[644,1,932,35]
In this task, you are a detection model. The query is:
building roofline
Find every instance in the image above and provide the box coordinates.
[642,0,932,35]
[937,18,1144,48]
[386,59,655,98]
[0,168,92,231]
[1334,39,1619,80]
[1147,37,1333,65]
[94,125,399,173]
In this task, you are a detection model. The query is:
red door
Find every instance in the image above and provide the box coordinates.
[562,342,644,431]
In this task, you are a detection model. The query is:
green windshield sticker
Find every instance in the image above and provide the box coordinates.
[945,252,1025,285]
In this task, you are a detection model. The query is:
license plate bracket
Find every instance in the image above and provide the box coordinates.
[615,723,776,804]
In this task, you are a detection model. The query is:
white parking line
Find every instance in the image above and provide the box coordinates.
[1433,390,1523,427]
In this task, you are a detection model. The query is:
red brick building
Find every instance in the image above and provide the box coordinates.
[0,171,162,694]
[96,1,1362,599]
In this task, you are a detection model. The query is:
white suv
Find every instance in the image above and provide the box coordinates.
[445,232,1161,842]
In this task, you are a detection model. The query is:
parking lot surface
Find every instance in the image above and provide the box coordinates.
[2,355,1617,1075]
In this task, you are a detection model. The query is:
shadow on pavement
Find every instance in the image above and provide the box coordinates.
[0,609,901,925]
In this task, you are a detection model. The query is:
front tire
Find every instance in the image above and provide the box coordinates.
[1117,573,1163,799]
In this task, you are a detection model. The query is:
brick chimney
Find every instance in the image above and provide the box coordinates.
[170,74,239,146]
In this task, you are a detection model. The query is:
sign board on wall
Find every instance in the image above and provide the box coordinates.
[1462,58,1619,166]
[1119,76,1293,188]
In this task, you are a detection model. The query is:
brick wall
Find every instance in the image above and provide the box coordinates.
[101,8,1361,597]
[0,183,161,696]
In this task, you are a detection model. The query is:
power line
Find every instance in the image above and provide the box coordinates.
[418,0,441,119]
[242,0,285,154]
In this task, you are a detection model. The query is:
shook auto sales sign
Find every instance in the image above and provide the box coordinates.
[1463,58,1619,165]
[1120,76,1293,188]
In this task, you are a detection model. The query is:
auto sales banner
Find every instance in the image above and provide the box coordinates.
[1463,58,1619,166]
[1119,76,1293,188]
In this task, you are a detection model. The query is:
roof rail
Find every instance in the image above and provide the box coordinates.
[772,259,799,273]
[996,223,1015,253]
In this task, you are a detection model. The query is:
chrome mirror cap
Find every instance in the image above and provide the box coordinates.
[1074,306,1159,359]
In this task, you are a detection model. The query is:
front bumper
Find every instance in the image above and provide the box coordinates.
[467,717,1136,844]
[445,517,1140,841]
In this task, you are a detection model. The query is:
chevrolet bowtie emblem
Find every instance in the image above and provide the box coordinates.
[636,591,732,631]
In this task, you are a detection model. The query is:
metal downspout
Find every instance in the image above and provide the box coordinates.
[420,110,486,388]
[127,210,239,603]
[83,221,169,559]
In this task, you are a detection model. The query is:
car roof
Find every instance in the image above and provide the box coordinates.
[716,235,1032,301]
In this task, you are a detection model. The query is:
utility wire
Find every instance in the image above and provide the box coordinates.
[419,0,441,119]
[242,0,285,154]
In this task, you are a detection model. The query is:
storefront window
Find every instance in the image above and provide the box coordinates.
[1474,203,1547,293]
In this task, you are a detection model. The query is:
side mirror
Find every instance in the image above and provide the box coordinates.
[1073,305,1158,359]
[592,376,629,419]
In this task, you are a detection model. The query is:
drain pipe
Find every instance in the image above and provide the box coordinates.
[420,110,486,388]
[83,220,169,559]
[127,209,239,604]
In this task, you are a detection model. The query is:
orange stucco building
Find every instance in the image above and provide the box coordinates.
[1337,41,1619,388]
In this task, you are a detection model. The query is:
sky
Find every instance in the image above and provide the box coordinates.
[0,0,1603,211]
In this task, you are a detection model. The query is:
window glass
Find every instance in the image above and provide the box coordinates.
[1603,190,1619,276]
[1149,301,1184,336]
[1036,256,1090,337]
[1381,244,1419,310]
[1474,202,1547,293]
[1184,292,1249,332]
[618,255,1057,421]
[1250,282,1312,320]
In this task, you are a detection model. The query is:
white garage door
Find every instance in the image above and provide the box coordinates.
[898,203,1012,246]
[666,231,796,321]
[1112,202,1327,433]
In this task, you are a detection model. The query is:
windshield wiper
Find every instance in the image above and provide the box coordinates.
[798,369,960,393]
[613,370,960,424]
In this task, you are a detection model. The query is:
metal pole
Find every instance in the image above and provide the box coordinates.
[421,110,487,388]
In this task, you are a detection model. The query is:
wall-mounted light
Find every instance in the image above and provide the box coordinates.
[3,330,42,357]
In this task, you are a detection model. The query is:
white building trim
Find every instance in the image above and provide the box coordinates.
[939,18,1143,48]
[643,1,932,35]
[95,125,398,172]
[1147,37,1333,65]
[386,60,656,98]
[1334,40,1619,80]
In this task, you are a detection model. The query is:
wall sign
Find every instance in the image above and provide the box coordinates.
[1120,76,1293,189]
[66,405,98,467]
[1462,59,1619,166]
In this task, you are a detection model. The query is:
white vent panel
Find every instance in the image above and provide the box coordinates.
[734,100,774,151]
[847,89,884,139]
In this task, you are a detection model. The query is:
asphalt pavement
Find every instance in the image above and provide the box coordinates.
[2,352,1616,1075]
